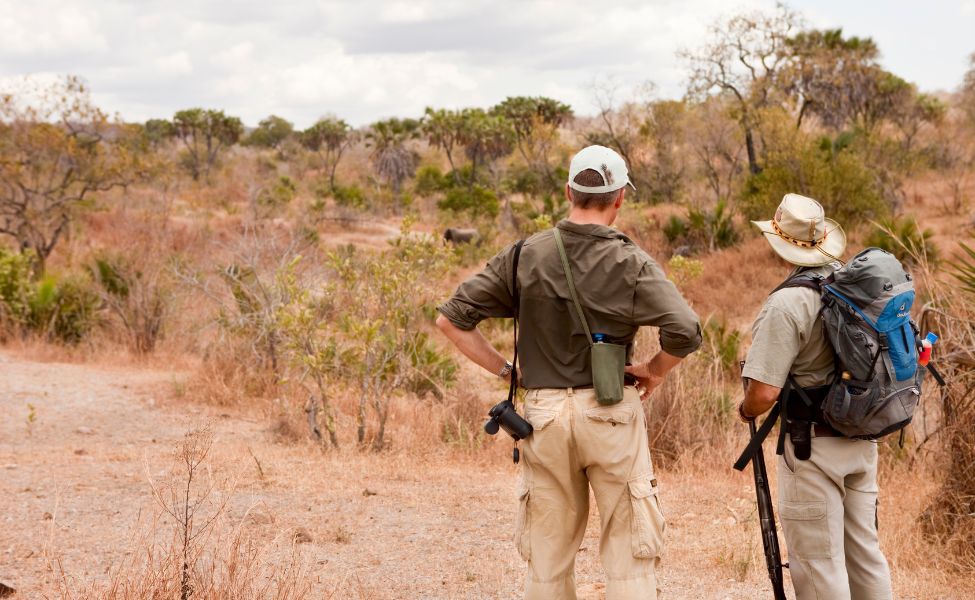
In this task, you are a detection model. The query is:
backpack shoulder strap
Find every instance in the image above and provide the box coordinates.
[771,272,829,296]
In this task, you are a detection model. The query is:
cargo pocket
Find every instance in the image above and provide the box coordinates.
[585,404,636,426]
[780,500,831,559]
[514,479,531,561]
[628,474,665,560]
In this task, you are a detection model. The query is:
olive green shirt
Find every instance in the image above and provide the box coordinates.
[437,220,702,389]
[742,264,840,389]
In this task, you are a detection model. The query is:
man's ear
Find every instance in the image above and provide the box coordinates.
[614,189,625,209]
[565,184,573,205]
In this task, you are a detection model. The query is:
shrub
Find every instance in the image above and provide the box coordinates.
[255,175,297,213]
[866,216,938,265]
[663,215,688,244]
[29,273,100,344]
[437,184,500,219]
[667,255,704,287]
[332,184,366,209]
[740,125,888,226]
[665,200,738,252]
[414,165,449,196]
[0,248,98,343]
[407,331,459,400]
[279,226,458,451]
[89,253,171,353]
[0,248,35,335]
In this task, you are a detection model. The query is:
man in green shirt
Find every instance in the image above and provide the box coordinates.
[436,145,701,600]
[739,193,893,599]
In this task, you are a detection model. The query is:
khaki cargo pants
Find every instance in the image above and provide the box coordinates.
[515,386,664,600]
[778,435,892,600]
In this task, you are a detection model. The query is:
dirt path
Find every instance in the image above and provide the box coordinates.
[0,354,967,599]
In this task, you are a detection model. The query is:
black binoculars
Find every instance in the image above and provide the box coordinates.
[484,400,533,440]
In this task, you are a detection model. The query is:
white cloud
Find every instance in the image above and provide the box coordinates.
[0,0,971,127]
[155,51,193,76]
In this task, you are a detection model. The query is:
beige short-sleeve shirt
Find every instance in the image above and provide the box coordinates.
[742,264,839,389]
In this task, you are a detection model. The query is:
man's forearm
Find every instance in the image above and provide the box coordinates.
[741,379,782,419]
[643,350,682,382]
[435,315,508,378]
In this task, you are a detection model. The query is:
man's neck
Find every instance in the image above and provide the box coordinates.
[567,208,615,227]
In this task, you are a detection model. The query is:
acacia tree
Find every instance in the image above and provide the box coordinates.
[686,98,745,204]
[491,96,572,189]
[641,100,688,204]
[0,76,149,274]
[171,108,243,181]
[366,117,421,197]
[682,4,801,174]
[421,108,464,183]
[781,29,882,129]
[300,116,354,191]
[458,108,514,187]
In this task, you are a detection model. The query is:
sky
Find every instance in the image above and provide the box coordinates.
[1,0,973,128]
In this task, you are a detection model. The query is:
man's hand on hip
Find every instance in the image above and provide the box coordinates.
[625,350,683,401]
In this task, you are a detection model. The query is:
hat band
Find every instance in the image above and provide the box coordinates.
[771,219,826,249]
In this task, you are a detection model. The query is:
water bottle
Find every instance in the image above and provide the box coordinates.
[919,332,938,366]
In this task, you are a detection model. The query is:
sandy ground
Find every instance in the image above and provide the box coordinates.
[0,352,969,599]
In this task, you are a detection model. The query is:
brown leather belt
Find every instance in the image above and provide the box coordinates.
[813,424,839,437]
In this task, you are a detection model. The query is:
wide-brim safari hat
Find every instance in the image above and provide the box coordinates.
[752,193,847,267]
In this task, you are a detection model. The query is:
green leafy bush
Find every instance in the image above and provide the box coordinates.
[0,249,36,333]
[663,215,688,244]
[407,331,459,400]
[437,184,500,219]
[256,175,297,212]
[29,274,100,344]
[0,248,98,343]
[665,201,738,252]
[332,184,366,209]
[414,165,450,196]
[740,125,888,225]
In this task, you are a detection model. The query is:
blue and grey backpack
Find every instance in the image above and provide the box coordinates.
[784,247,923,439]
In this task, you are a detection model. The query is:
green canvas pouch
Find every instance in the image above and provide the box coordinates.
[553,228,626,406]
[590,339,626,405]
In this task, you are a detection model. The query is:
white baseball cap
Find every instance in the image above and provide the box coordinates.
[567,145,636,193]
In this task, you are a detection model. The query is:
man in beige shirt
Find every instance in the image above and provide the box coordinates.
[739,194,892,600]
[437,145,701,599]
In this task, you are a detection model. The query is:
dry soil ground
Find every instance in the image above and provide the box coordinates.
[0,352,970,599]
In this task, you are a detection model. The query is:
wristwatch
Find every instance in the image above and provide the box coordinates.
[498,360,514,379]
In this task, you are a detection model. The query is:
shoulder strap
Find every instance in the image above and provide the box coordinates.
[553,228,593,347]
[771,272,827,296]
[508,240,525,402]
